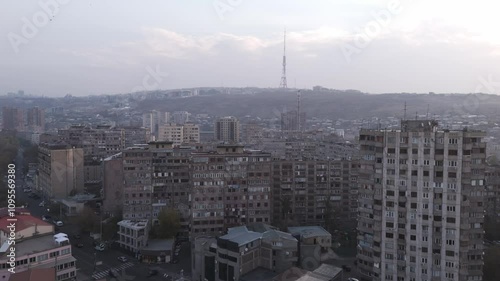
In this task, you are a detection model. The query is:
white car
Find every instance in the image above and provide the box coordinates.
[55,221,64,227]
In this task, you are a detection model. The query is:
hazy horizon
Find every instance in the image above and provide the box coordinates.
[2,0,500,96]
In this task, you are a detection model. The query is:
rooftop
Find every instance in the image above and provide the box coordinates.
[219,226,263,246]
[0,212,52,234]
[287,226,331,239]
[312,264,342,279]
[118,219,149,230]
[0,234,67,260]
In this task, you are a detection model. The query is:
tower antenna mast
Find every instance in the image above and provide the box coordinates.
[279,28,288,88]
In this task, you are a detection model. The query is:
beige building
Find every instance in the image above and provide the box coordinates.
[117,219,149,254]
[38,143,84,199]
[158,123,200,145]
[357,120,486,281]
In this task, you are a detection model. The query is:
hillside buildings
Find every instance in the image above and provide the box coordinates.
[357,120,486,281]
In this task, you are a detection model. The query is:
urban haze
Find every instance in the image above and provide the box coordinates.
[1,1,500,281]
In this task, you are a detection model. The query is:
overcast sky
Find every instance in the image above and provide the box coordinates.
[1,0,500,96]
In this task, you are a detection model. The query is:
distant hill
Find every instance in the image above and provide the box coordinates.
[136,90,500,120]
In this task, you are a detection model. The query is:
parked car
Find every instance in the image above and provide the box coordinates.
[39,201,45,207]
[347,278,359,281]
[55,221,64,227]
[74,243,84,248]
[42,215,51,221]
[95,244,105,251]
[73,234,81,239]
[118,256,127,262]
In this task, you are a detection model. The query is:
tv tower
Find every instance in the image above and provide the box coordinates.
[297,90,301,131]
[279,29,288,88]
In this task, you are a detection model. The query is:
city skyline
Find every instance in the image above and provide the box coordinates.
[2,0,500,96]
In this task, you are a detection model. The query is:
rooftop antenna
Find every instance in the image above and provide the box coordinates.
[279,28,288,88]
[297,90,301,132]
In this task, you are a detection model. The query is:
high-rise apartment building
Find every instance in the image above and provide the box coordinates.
[121,142,193,236]
[271,158,358,231]
[143,110,167,140]
[190,145,272,239]
[58,125,125,159]
[357,120,486,281]
[38,142,84,199]
[215,116,240,143]
[26,106,45,133]
[1,106,24,131]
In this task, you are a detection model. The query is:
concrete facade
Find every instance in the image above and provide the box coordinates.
[357,120,486,281]
[38,143,84,199]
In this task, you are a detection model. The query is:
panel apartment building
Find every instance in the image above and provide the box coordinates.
[121,142,194,235]
[38,142,84,199]
[271,158,359,232]
[357,120,486,281]
[190,145,272,239]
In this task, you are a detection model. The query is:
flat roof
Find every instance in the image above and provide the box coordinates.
[287,226,331,239]
[0,235,65,259]
[220,226,262,246]
[141,239,174,251]
[118,219,149,230]
[313,264,342,279]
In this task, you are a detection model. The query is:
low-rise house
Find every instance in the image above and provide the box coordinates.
[117,219,149,254]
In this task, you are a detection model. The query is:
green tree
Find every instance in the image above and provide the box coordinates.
[151,208,180,239]
[102,215,122,241]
